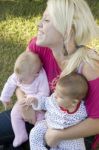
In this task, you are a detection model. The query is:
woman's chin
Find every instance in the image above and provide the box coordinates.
[36,39,47,47]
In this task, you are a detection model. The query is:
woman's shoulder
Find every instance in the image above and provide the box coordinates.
[82,61,99,81]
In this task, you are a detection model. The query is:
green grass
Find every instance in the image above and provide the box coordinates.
[0,0,99,111]
[0,0,46,111]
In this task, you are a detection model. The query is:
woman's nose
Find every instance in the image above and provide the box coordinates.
[38,20,43,28]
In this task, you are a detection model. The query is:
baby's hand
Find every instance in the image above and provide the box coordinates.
[17,100,36,124]
[25,96,38,106]
[3,101,12,110]
[18,96,38,109]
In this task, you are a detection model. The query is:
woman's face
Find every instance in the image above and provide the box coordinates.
[36,9,63,48]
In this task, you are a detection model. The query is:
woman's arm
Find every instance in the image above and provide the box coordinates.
[16,87,25,101]
[16,88,36,124]
[45,118,99,147]
[45,62,99,147]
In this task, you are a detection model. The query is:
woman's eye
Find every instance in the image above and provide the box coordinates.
[44,19,50,22]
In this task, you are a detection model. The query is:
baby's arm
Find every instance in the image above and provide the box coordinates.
[25,68,50,110]
[31,96,48,111]
[20,95,47,111]
[19,68,49,121]
[0,73,17,109]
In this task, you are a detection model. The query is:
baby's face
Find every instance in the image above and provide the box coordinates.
[55,85,73,109]
[16,68,40,84]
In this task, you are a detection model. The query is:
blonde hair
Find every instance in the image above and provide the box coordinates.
[62,46,99,76]
[47,0,99,75]
[14,51,42,75]
[57,72,88,100]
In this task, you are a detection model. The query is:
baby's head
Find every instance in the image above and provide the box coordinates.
[14,51,42,84]
[55,72,88,109]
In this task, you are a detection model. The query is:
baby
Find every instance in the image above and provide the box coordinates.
[29,72,88,150]
[0,51,49,147]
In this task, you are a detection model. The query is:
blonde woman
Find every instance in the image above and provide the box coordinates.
[0,0,99,149]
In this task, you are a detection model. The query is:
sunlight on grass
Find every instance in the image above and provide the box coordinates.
[0,16,40,44]
[96,19,99,25]
[88,39,99,53]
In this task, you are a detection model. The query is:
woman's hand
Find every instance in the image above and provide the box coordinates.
[16,87,25,101]
[45,118,99,148]
[45,128,61,147]
[21,105,36,124]
[18,95,38,109]
[25,95,38,107]
[18,100,36,125]
[18,96,38,124]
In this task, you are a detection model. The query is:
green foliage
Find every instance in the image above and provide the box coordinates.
[0,0,99,111]
[86,0,99,21]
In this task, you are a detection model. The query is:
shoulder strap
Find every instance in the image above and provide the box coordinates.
[77,62,84,74]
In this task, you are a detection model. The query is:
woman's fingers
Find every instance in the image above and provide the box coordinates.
[45,128,60,147]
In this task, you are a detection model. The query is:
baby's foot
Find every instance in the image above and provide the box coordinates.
[13,134,28,147]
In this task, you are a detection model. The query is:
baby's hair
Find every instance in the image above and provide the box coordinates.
[14,51,42,75]
[57,72,88,100]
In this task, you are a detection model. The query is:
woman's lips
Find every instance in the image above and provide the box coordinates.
[38,30,44,36]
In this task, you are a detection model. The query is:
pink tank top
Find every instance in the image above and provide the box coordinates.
[86,79,99,118]
[77,63,99,118]
[75,65,99,150]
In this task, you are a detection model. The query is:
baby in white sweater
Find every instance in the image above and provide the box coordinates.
[29,72,88,150]
[0,51,49,147]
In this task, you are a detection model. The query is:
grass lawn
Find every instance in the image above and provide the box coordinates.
[0,0,99,111]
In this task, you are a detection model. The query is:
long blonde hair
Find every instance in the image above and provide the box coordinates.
[47,0,99,75]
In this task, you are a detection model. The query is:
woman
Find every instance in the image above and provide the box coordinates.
[0,0,99,149]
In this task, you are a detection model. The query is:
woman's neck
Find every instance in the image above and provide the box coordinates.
[51,45,67,70]
[50,42,76,70]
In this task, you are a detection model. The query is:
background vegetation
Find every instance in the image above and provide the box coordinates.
[0,0,99,111]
